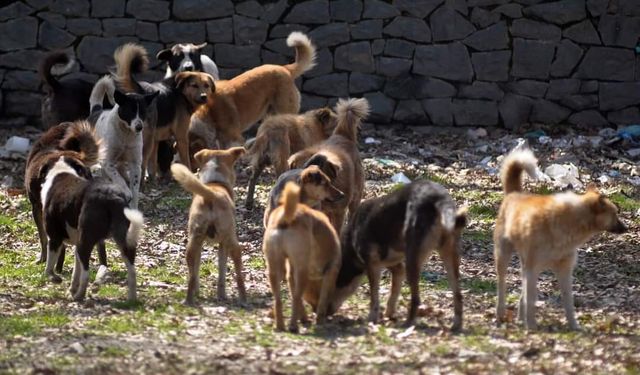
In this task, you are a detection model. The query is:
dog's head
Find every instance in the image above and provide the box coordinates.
[157,43,206,74]
[175,71,215,107]
[113,90,158,133]
[310,107,337,136]
[194,146,245,187]
[585,184,628,234]
[300,165,344,205]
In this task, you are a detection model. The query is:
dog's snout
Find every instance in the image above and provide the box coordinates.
[198,93,207,103]
[182,63,194,71]
[135,124,143,132]
[328,189,345,203]
[609,219,628,234]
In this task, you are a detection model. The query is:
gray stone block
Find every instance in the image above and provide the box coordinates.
[37,11,65,28]
[511,18,561,41]
[270,24,310,38]
[2,70,40,91]
[372,39,385,55]
[470,7,501,28]
[261,0,288,24]
[103,18,136,36]
[77,36,135,73]
[586,0,607,16]
[264,38,294,57]
[446,0,468,15]
[236,1,263,18]
[577,47,635,81]
[303,73,349,96]
[67,18,101,36]
[233,15,268,45]
[459,81,504,100]
[92,0,124,17]
[349,72,384,93]
[422,98,453,126]
[215,44,260,68]
[598,15,640,48]
[0,2,34,21]
[126,0,169,22]
[580,80,598,93]
[159,21,206,44]
[377,57,412,77]
[499,93,534,129]
[330,0,362,22]
[383,16,431,42]
[206,18,233,43]
[453,99,499,126]
[384,39,415,59]
[546,79,580,100]
[173,0,233,20]
[50,0,89,16]
[306,48,333,78]
[414,42,473,82]
[137,21,158,41]
[363,0,400,19]
[309,23,350,48]
[335,42,374,73]
[530,99,571,124]
[261,49,288,65]
[284,0,330,24]
[462,21,508,51]
[607,107,640,125]
[511,38,555,79]
[25,0,53,10]
[468,0,509,5]
[4,91,41,116]
[364,91,395,123]
[508,80,549,98]
[351,20,382,40]
[522,0,587,25]
[619,0,640,15]
[493,3,523,18]
[560,94,598,110]
[0,50,44,70]
[550,39,583,77]
[39,21,75,50]
[472,50,510,81]
[394,100,425,124]
[568,110,608,126]
[416,77,457,98]
[218,68,243,79]
[599,82,640,111]
[430,6,476,42]
[563,19,601,45]
[301,93,328,112]
[0,17,37,52]
[396,0,444,18]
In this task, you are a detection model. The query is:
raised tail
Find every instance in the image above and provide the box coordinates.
[60,121,100,166]
[89,75,116,114]
[114,43,149,93]
[171,163,223,202]
[284,32,316,78]
[123,208,144,248]
[277,182,300,227]
[39,51,74,92]
[500,148,538,194]
[333,98,370,142]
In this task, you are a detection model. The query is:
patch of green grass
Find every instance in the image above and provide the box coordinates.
[102,346,130,358]
[465,229,492,242]
[532,185,554,195]
[374,324,393,345]
[0,250,47,289]
[0,309,70,339]
[468,203,497,221]
[247,255,265,270]
[461,335,492,353]
[144,266,183,285]
[0,213,37,242]
[609,192,640,214]
[463,278,496,294]
[421,172,451,187]
[86,304,185,335]
[433,343,452,357]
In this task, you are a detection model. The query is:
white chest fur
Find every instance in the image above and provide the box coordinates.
[40,157,79,206]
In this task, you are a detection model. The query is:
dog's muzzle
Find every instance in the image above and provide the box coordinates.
[327,190,346,203]
[181,63,194,72]
[197,93,207,104]
[609,219,628,234]
[134,122,144,132]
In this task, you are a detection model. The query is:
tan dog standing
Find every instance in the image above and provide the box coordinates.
[495,148,627,330]
[171,147,246,305]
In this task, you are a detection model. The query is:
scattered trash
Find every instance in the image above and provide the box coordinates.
[479,156,492,165]
[376,158,401,168]
[573,135,603,148]
[467,128,487,139]
[628,176,640,186]
[618,125,640,142]
[391,172,411,184]
[0,175,13,188]
[524,130,546,139]
[544,163,582,188]
[598,128,617,138]
[609,170,621,177]
[364,137,381,145]
[538,136,552,144]
[70,342,85,355]
[4,136,30,154]
[597,175,610,184]
[626,148,640,158]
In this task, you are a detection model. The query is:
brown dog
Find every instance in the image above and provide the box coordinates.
[263,182,341,333]
[189,32,316,151]
[245,107,337,207]
[171,147,247,305]
[288,98,369,234]
[495,148,627,331]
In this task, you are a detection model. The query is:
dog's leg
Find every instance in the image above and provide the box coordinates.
[523,268,539,331]
[316,259,339,325]
[246,162,265,209]
[102,162,128,190]
[440,242,463,332]
[33,204,48,263]
[289,267,308,333]
[555,257,580,330]
[366,258,382,323]
[265,247,285,331]
[70,253,82,296]
[217,245,228,301]
[222,236,246,302]
[185,234,204,306]
[72,241,93,302]
[129,155,142,209]
[287,267,309,325]
[94,241,109,285]
[404,249,422,327]
[517,292,525,323]
[142,128,156,183]
[385,262,406,320]
[55,245,66,274]
[44,237,64,283]
[121,250,137,302]
[495,238,511,326]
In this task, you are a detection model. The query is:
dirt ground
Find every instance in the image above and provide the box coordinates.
[0,124,639,374]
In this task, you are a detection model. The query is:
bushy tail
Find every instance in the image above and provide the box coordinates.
[284,32,316,78]
[60,121,100,166]
[123,208,144,248]
[171,163,223,201]
[39,51,74,92]
[500,148,538,194]
[277,182,300,226]
[89,75,116,114]
[114,43,148,93]
[333,98,370,142]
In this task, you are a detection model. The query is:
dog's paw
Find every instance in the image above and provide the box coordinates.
[288,324,299,334]
[47,273,63,284]
[72,293,85,303]
[94,265,110,285]
[183,298,197,307]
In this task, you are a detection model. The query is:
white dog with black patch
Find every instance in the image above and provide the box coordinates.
[157,43,220,80]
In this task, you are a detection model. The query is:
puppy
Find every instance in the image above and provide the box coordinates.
[288,98,369,234]
[157,42,220,80]
[244,107,337,208]
[263,165,345,228]
[24,121,108,276]
[39,123,143,302]
[89,71,158,209]
[495,148,627,331]
[263,182,341,333]
[189,32,316,150]
[170,147,247,305]
[329,180,466,331]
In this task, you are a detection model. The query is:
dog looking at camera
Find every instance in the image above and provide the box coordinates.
[495,148,627,331]
[157,42,220,80]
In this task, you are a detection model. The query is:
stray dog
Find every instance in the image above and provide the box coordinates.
[115,43,214,177]
[263,182,341,332]
[39,51,94,128]
[263,165,345,228]
[38,122,143,302]
[495,148,627,331]
[189,32,316,150]
[170,147,247,305]
[157,42,220,80]
[329,180,467,331]
[288,98,369,233]
[244,107,337,207]
[24,121,108,276]
[89,69,158,209]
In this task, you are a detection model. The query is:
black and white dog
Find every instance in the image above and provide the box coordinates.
[157,43,220,80]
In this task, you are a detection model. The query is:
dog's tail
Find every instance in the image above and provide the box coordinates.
[501,148,538,194]
[60,121,100,165]
[171,163,224,202]
[437,200,468,233]
[284,32,316,78]
[114,43,148,93]
[333,98,370,142]
[38,51,74,92]
[277,182,300,226]
[123,208,144,248]
[89,75,116,114]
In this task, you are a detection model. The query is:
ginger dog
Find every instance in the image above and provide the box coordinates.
[171,147,247,305]
[263,182,341,333]
[495,148,627,331]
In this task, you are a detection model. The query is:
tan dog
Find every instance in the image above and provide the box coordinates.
[495,148,627,331]
[288,98,369,234]
[263,182,341,333]
[189,32,316,151]
[245,107,337,207]
[171,147,247,305]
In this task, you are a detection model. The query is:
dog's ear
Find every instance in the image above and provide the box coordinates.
[113,90,127,105]
[205,73,215,92]
[300,165,327,184]
[303,154,338,180]
[175,72,191,89]
[194,42,207,50]
[314,107,333,124]
[586,183,599,193]
[144,91,159,105]
[227,146,246,162]
[194,149,214,166]
[156,49,172,61]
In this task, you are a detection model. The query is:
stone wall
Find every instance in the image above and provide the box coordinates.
[1,0,640,128]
